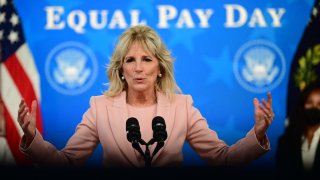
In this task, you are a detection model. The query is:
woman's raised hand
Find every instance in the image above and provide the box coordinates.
[253,92,275,143]
[17,99,37,143]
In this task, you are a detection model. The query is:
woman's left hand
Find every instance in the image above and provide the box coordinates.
[253,92,275,143]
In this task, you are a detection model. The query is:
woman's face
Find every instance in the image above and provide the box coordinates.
[122,42,160,94]
[304,89,320,110]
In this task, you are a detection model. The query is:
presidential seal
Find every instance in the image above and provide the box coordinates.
[233,39,286,93]
[45,41,98,95]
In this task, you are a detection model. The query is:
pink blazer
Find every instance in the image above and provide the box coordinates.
[20,91,269,167]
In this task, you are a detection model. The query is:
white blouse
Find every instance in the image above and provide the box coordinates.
[301,126,320,170]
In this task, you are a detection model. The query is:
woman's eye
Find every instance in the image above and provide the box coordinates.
[144,58,152,62]
[125,58,134,63]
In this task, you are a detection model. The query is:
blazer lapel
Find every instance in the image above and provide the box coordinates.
[107,91,138,166]
[152,92,175,163]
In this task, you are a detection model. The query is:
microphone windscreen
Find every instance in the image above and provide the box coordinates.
[126,117,140,130]
[126,117,141,142]
[152,116,167,142]
[152,116,166,130]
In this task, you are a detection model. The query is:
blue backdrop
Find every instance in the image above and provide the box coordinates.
[14,0,315,168]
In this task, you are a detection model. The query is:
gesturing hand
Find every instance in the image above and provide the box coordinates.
[17,99,37,143]
[253,92,275,143]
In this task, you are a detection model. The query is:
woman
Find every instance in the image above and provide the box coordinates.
[276,82,320,172]
[18,25,274,167]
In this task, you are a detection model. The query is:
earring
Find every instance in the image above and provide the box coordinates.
[121,76,125,80]
[158,73,162,78]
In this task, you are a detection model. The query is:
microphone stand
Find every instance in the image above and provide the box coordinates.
[144,144,151,167]
[131,138,165,167]
[152,142,164,157]
[143,139,164,167]
[139,139,152,167]
[131,141,144,157]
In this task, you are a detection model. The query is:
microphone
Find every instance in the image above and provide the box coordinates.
[151,116,167,157]
[125,116,167,167]
[126,117,141,143]
[152,116,167,142]
[126,117,144,156]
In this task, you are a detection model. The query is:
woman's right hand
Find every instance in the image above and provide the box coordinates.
[18,99,37,144]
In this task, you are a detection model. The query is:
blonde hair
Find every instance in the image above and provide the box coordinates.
[104,25,181,99]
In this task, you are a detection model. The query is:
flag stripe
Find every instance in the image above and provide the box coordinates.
[5,53,37,107]
[4,52,43,133]
[0,64,32,165]
[16,44,41,101]
[3,103,31,165]
[0,64,24,136]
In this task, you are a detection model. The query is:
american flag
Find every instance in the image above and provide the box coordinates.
[0,0,43,165]
[286,0,320,123]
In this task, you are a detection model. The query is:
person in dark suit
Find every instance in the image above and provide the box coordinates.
[276,82,320,172]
